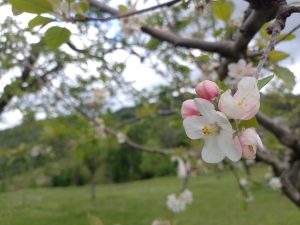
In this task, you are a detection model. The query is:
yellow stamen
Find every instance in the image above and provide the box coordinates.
[202,124,220,137]
[247,145,255,153]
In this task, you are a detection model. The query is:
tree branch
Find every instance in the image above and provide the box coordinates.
[82,0,181,22]
[256,112,300,153]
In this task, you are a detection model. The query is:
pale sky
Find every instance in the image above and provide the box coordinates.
[0,1,300,130]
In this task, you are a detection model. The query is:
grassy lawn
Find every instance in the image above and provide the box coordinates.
[0,169,299,225]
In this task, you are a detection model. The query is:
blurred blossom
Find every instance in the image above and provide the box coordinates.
[151,220,171,225]
[121,6,144,36]
[166,189,193,214]
[269,177,282,190]
[94,118,106,138]
[171,156,189,178]
[245,159,255,166]
[180,189,193,205]
[239,178,248,187]
[200,63,219,80]
[117,132,126,144]
[264,172,273,180]
[228,59,255,79]
[245,194,254,202]
[166,194,186,213]
[30,146,40,157]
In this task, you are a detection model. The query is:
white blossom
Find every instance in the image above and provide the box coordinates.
[171,156,189,178]
[183,98,242,163]
[117,132,126,144]
[269,177,282,190]
[166,194,186,213]
[180,189,193,205]
[239,178,248,187]
[219,77,260,120]
[151,220,171,225]
[228,59,255,78]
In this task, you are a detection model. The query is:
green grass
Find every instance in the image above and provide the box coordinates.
[0,169,299,225]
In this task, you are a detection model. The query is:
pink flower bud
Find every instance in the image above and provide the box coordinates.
[181,99,199,119]
[237,128,263,160]
[195,80,219,101]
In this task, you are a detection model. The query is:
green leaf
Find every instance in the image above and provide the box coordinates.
[260,23,270,40]
[277,33,296,41]
[268,50,289,62]
[44,26,71,49]
[273,66,296,89]
[11,6,23,15]
[147,38,161,50]
[238,117,259,130]
[73,2,89,16]
[28,16,54,29]
[196,55,210,62]
[213,0,234,22]
[257,75,274,90]
[9,0,53,14]
[216,80,229,92]
[118,4,128,13]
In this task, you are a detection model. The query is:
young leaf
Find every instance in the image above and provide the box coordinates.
[257,75,274,90]
[118,4,128,13]
[238,117,259,130]
[213,0,234,22]
[9,0,53,14]
[216,80,229,92]
[273,66,296,89]
[28,16,54,29]
[74,2,90,16]
[268,50,289,62]
[44,26,71,49]
[277,33,296,42]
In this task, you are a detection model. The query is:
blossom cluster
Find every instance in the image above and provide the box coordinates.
[181,76,263,163]
[166,189,193,214]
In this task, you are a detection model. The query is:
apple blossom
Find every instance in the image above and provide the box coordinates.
[195,80,220,101]
[171,156,190,178]
[166,189,193,214]
[120,6,144,36]
[237,128,263,159]
[228,59,255,78]
[166,194,186,213]
[269,177,282,190]
[239,178,248,187]
[218,77,260,120]
[180,189,193,205]
[181,99,199,118]
[152,220,171,225]
[183,98,242,163]
[116,132,126,144]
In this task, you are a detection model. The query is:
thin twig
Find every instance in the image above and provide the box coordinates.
[74,0,181,22]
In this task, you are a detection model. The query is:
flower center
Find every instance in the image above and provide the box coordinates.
[202,123,220,137]
[237,97,246,108]
[247,145,255,153]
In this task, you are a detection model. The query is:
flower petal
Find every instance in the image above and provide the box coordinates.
[218,132,242,162]
[218,90,244,119]
[234,77,259,100]
[201,138,225,163]
[215,111,233,133]
[183,116,206,139]
[194,98,216,123]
